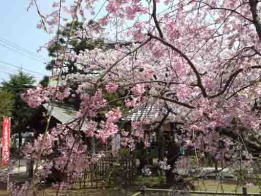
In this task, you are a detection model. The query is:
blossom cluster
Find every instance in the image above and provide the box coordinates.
[19,0,261,194]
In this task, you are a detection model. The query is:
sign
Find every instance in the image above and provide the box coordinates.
[2,117,11,165]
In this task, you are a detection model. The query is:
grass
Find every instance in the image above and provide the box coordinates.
[135,176,164,187]
[0,190,8,196]
[134,176,261,195]
[39,188,137,196]
[193,179,261,193]
[0,189,136,196]
[1,176,260,195]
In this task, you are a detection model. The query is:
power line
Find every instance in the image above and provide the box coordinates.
[0,61,43,76]
[0,35,46,61]
[0,35,49,64]
[0,41,45,63]
[0,60,46,76]
[0,70,15,75]
[0,68,43,79]
[0,71,43,84]
[0,35,47,61]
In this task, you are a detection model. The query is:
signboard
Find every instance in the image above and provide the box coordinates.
[2,117,11,165]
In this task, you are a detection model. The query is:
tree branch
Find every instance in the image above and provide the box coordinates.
[210,66,261,98]
[152,0,164,39]
[152,95,195,109]
[203,2,253,23]
[226,79,261,100]
[209,69,243,98]
[97,37,152,83]
[249,0,261,40]
[216,127,261,154]
[148,33,208,97]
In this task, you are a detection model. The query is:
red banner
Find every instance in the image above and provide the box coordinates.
[2,117,11,165]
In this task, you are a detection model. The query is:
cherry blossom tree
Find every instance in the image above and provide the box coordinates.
[18,0,261,193]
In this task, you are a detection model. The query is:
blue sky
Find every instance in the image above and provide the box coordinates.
[0,0,156,83]
[0,0,51,82]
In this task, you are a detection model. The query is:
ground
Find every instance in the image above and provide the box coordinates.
[0,179,260,196]
[135,176,261,194]
[1,162,260,195]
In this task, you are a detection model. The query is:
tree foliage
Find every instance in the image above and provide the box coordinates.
[46,21,105,75]
[2,71,35,134]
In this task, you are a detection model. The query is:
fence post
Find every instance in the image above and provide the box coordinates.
[140,185,146,196]
[242,187,247,196]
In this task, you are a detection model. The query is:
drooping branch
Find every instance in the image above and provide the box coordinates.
[32,0,48,32]
[121,80,180,87]
[209,69,243,98]
[226,80,261,100]
[148,33,208,98]
[249,0,261,40]
[210,66,261,98]
[152,0,164,39]
[216,127,261,155]
[153,105,171,132]
[152,95,195,109]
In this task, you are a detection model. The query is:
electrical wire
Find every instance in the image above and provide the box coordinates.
[0,35,46,61]
[0,70,43,80]
[0,35,49,64]
[0,41,45,63]
[0,60,46,76]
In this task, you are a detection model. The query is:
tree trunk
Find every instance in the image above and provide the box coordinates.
[19,131,22,154]
[165,142,180,186]
[26,159,34,178]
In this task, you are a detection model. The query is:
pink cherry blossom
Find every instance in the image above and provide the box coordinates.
[105,82,119,93]
[21,0,261,193]
[131,84,146,96]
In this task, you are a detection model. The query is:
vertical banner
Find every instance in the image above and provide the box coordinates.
[2,117,11,165]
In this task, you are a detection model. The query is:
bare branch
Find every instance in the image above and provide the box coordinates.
[152,95,195,109]
[152,0,164,39]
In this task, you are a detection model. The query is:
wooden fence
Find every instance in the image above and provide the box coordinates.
[135,187,261,196]
[68,152,136,189]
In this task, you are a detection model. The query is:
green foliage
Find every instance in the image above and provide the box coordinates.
[47,21,105,74]
[135,176,165,187]
[0,90,14,117]
[2,71,35,94]
[45,21,107,109]
[1,71,36,134]
[103,90,131,114]
[39,76,49,87]
[106,151,137,188]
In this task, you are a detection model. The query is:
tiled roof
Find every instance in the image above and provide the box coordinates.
[43,103,177,123]
[123,105,173,121]
[43,103,76,124]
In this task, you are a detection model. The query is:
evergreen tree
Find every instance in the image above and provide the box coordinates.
[1,71,36,141]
